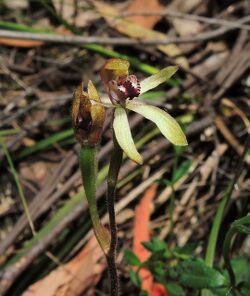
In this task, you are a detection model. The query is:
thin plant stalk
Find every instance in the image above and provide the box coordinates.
[106,133,123,296]
[205,134,250,267]
[1,143,64,267]
[202,134,250,296]
[169,154,179,239]
[222,214,250,288]
[1,143,35,234]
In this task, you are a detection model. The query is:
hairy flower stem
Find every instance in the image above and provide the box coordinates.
[106,134,123,296]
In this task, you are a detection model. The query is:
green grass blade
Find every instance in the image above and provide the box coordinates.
[18,129,74,158]
[0,20,173,78]
[0,128,21,137]
[1,143,35,234]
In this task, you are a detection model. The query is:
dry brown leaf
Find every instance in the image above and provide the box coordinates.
[167,0,203,36]
[0,38,44,47]
[20,161,55,185]
[125,0,164,29]
[169,0,202,13]
[52,0,99,27]
[200,144,228,183]
[222,98,250,131]
[0,197,15,216]
[215,116,250,164]
[94,1,188,68]
[3,0,28,9]
[24,236,105,296]
[22,138,36,146]
[171,18,202,37]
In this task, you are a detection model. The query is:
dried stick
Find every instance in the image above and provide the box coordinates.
[0,15,249,46]
[121,10,250,30]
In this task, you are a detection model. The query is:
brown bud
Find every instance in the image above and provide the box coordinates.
[72,81,105,146]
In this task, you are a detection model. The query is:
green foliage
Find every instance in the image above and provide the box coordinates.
[124,249,141,266]
[125,237,250,295]
[142,237,167,253]
[237,281,250,296]
[19,129,74,157]
[168,259,226,289]
[166,283,185,296]
[129,270,142,288]
[171,159,192,184]
[211,256,250,296]
[157,158,192,187]
[231,257,250,285]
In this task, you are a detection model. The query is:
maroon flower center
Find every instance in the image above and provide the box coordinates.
[108,74,141,105]
[117,75,141,100]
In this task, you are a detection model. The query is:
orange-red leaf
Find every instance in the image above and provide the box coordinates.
[151,283,168,296]
[133,184,157,292]
[24,236,105,296]
[126,0,164,29]
[132,184,168,296]
[0,38,43,47]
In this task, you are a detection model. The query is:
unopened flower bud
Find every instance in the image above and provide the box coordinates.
[72,81,105,146]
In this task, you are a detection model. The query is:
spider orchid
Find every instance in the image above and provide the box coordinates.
[72,59,188,295]
[100,58,188,164]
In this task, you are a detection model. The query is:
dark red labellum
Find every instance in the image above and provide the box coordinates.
[117,75,141,100]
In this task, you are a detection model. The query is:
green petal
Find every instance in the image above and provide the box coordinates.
[126,102,187,146]
[140,66,178,94]
[113,107,143,164]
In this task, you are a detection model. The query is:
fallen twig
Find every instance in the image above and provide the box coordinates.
[0,16,250,46]
[121,10,250,30]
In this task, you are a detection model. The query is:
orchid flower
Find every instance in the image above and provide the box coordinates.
[72,59,188,295]
[100,59,188,164]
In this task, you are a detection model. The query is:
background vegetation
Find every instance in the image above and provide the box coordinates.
[0,0,249,295]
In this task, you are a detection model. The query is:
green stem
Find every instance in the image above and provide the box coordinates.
[202,134,250,296]
[106,134,123,296]
[223,227,236,288]
[1,143,35,235]
[169,154,179,239]
[38,0,78,34]
[169,183,176,239]
[0,22,159,76]
[204,195,228,267]
[222,214,250,289]
[80,146,110,255]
